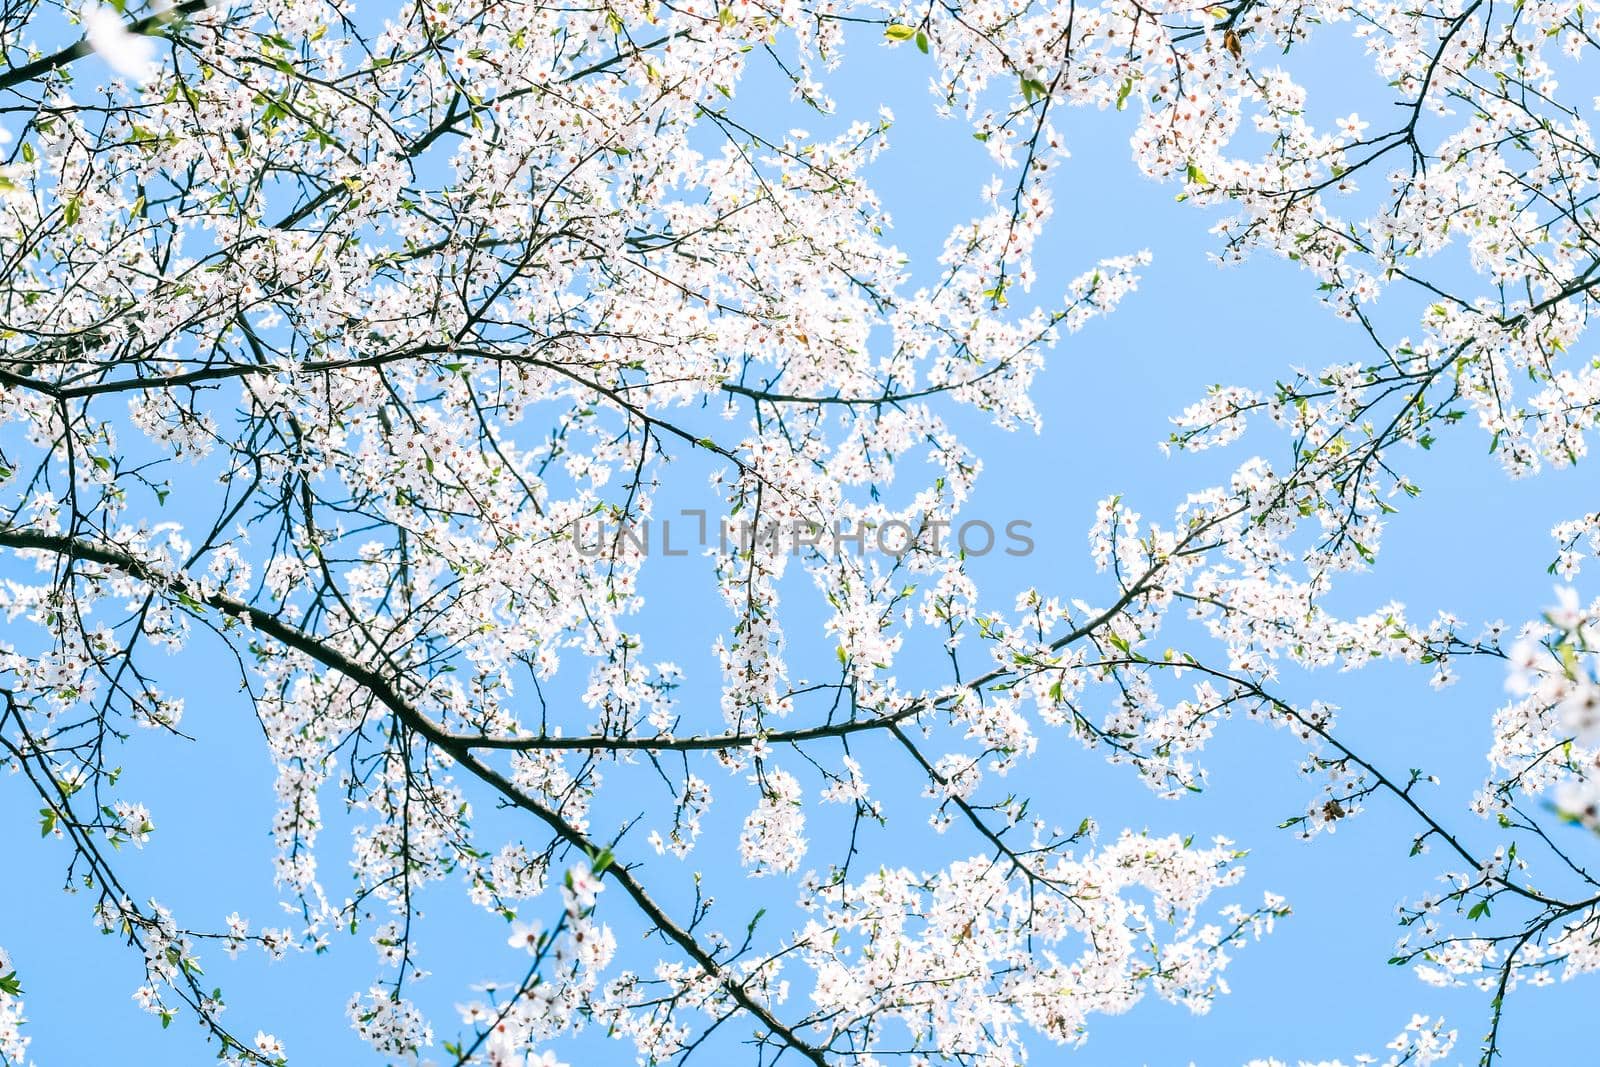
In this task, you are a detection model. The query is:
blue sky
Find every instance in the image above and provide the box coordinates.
[3,19,1600,1067]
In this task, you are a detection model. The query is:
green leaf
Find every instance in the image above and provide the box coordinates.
[915,29,929,53]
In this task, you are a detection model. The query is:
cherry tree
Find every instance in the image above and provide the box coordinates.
[0,0,1597,1063]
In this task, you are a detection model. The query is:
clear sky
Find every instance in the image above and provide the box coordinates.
[3,19,1598,1067]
